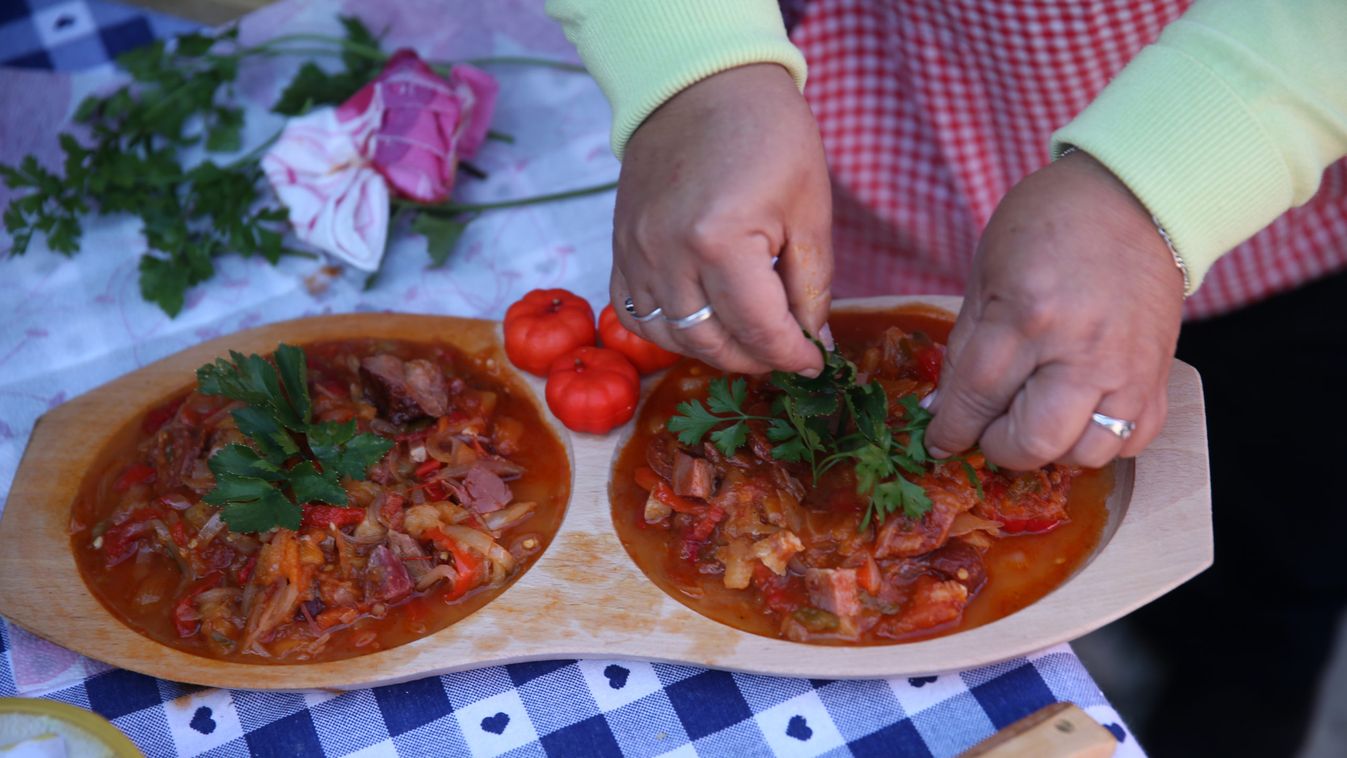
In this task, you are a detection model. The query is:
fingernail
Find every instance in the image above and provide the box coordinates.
[928,446,951,460]
[919,389,940,410]
[819,323,835,351]
[799,366,821,379]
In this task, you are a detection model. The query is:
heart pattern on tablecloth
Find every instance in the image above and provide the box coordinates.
[1104,723,1126,742]
[481,712,510,735]
[190,707,216,735]
[786,715,813,741]
[603,664,629,689]
[908,676,937,688]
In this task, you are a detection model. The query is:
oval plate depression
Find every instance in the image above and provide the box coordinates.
[0,297,1211,690]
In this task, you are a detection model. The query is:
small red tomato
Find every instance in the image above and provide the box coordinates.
[503,289,597,376]
[545,347,640,434]
[598,304,680,374]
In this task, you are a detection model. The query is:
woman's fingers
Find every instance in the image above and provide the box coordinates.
[609,266,660,334]
[609,63,834,377]
[776,232,834,342]
[626,262,775,374]
[700,237,823,375]
[925,317,1037,457]
[977,364,1107,469]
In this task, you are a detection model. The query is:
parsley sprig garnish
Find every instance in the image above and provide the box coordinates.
[196,344,392,533]
[669,343,986,530]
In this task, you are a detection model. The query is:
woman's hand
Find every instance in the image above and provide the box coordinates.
[926,152,1186,469]
[611,64,833,376]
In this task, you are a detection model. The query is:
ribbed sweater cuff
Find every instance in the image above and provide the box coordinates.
[1052,45,1292,294]
[550,1,806,158]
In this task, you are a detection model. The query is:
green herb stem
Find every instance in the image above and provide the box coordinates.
[225,128,284,169]
[400,180,618,215]
[250,33,387,63]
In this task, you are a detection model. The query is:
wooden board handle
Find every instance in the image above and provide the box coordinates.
[959,702,1118,758]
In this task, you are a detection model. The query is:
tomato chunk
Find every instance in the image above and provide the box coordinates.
[301,505,366,530]
[113,463,157,492]
[141,396,185,434]
[172,572,222,638]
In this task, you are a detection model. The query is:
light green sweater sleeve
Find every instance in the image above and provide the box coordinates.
[1053,0,1347,294]
[545,0,807,158]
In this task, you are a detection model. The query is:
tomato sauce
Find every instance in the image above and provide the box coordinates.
[611,307,1111,645]
[70,339,569,663]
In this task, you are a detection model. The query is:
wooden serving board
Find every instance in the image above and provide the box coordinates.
[0,296,1212,691]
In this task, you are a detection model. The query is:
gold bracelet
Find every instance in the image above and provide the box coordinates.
[1057,146,1191,297]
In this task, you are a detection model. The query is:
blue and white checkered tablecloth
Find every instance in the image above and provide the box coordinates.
[0,0,196,71]
[0,1,1145,755]
[1,619,1136,757]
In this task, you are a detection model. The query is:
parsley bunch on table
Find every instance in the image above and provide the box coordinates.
[669,346,986,529]
[1,17,618,315]
[196,343,392,532]
[0,22,384,315]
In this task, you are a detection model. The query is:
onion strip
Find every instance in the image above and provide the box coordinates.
[438,524,516,574]
[415,564,457,591]
[948,512,1002,538]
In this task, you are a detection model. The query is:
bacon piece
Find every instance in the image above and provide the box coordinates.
[805,568,861,618]
[360,355,422,423]
[873,477,976,558]
[646,435,676,481]
[877,576,969,638]
[360,355,448,423]
[929,541,987,593]
[386,530,431,582]
[365,544,413,602]
[672,451,715,499]
[459,464,512,513]
[974,465,1072,529]
[152,424,207,489]
[317,574,360,608]
[714,469,778,539]
[403,359,449,417]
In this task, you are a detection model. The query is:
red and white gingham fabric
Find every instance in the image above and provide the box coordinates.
[791,0,1347,318]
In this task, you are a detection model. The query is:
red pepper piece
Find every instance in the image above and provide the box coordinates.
[633,466,661,492]
[913,345,943,384]
[420,479,450,501]
[301,504,366,530]
[100,508,159,566]
[415,459,443,480]
[236,556,257,584]
[113,463,157,492]
[652,482,704,515]
[172,572,222,638]
[141,396,186,434]
[676,505,727,564]
[424,527,485,600]
[169,520,190,548]
[998,517,1065,534]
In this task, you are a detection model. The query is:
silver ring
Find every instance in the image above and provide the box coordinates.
[623,297,663,323]
[666,304,714,330]
[1090,412,1136,440]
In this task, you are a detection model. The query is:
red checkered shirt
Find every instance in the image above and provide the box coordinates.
[790,0,1347,318]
